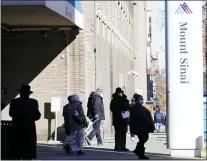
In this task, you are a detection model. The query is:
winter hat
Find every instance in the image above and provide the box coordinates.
[96,87,103,93]
[115,87,124,93]
[68,95,72,102]
[70,94,80,102]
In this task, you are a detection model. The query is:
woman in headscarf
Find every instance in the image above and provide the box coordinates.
[63,94,88,155]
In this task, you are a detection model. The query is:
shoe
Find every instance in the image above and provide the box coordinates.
[133,149,139,155]
[63,144,71,154]
[114,147,121,151]
[85,137,91,146]
[138,156,150,160]
[77,150,84,155]
[120,147,129,151]
[97,143,103,146]
[138,147,149,159]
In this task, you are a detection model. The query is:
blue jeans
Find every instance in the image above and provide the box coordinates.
[154,122,162,131]
[87,119,102,144]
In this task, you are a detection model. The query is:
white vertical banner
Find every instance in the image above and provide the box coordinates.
[166,1,204,150]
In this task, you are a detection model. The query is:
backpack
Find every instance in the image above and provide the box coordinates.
[154,112,163,121]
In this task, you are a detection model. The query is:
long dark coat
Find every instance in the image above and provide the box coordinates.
[9,97,41,159]
[129,103,155,135]
[110,94,130,126]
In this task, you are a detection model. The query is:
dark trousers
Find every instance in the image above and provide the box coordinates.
[10,129,37,160]
[88,119,102,144]
[114,125,127,148]
[134,133,149,156]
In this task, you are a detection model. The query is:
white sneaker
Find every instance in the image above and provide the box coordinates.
[131,137,135,141]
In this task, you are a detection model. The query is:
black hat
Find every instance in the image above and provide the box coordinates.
[115,87,124,93]
[18,85,33,94]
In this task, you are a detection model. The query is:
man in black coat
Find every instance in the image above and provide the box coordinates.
[110,87,130,151]
[86,88,105,145]
[129,94,155,160]
[9,85,41,160]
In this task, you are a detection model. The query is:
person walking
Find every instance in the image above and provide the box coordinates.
[9,85,41,160]
[63,94,88,155]
[129,94,155,159]
[154,108,163,133]
[110,87,130,151]
[86,88,105,146]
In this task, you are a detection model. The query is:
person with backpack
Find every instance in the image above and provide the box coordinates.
[85,88,105,146]
[154,107,163,133]
[63,94,88,155]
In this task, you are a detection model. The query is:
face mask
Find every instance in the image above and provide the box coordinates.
[118,93,123,97]
[139,100,144,105]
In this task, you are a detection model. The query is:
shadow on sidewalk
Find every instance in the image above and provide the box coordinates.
[37,143,188,160]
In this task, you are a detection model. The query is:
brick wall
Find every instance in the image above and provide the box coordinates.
[1,1,147,140]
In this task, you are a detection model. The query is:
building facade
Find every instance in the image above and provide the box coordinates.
[1,1,148,140]
[145,1,159,100]
[203,1,207,90]
[133,1,148,100]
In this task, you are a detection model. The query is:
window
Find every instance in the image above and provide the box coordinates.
[149,17,151,23]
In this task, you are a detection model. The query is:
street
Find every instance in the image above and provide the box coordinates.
[36,126,202,160]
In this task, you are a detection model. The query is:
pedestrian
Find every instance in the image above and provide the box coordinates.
[86,91,95,120]
[129,93,155,160]
[163,113,166,126]
[110,87,130,151]
[130,98,136,141]
[63,94,88,155]
[154,107,164,133]
[9,85,41,160]
[85,88,105,146]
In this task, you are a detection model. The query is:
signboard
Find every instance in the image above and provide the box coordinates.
[51,97,61,112]
[166,1,203,150]
[1,88,7,99]
[45,0,84,29]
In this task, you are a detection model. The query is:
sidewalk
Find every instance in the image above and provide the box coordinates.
[37,126,205,160]
[36,134,181,159]
[37,135,172,160]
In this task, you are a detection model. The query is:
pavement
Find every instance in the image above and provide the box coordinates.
[37,126,206,160]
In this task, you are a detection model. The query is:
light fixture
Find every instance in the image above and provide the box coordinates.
[128,70,139,77]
